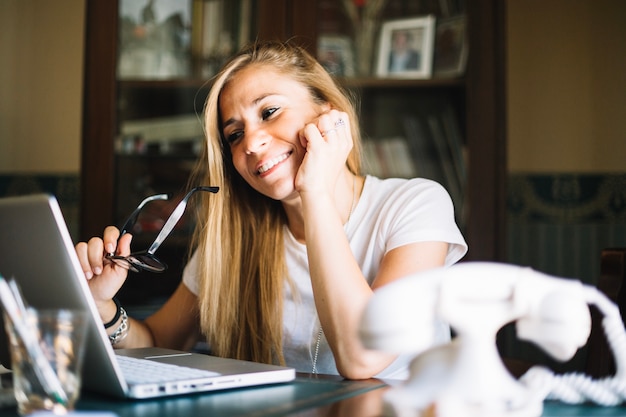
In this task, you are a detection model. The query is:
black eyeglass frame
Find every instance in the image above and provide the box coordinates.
[105,186,219,273]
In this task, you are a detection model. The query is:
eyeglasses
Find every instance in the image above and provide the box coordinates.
[106,186,219,273]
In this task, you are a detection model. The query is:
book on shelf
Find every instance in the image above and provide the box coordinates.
[237,0,252,50]
[356,103,468,226]
[191,0,249,75]
[383,137,419,179]
[201,1,224,59]
[426,114,463,210]
[402,115,446,185]
[361,137,417,179]
[120,115,203,144]
[402,107,467,224]
[117,114,204,155]
[440,104,467,189]
[362,140,384,178]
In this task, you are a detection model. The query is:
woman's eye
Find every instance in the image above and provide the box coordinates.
[226,131,243,144]
[261,107,278,120]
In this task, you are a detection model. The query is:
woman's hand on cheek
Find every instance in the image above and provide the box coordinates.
[295,110,353,195]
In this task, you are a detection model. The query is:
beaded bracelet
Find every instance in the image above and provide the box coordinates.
[103,297,122,329]
[108,307,129,346]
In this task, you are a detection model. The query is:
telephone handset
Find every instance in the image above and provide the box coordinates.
[360,262,626,417]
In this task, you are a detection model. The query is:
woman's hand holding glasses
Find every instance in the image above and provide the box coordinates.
[75,186,219,307]
[105,186,218,273]
[75,224,134,314]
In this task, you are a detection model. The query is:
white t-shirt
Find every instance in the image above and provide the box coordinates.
[183,176,468,379]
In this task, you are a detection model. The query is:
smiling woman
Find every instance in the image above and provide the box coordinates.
[75,40,467,381]
[218,63,320,197]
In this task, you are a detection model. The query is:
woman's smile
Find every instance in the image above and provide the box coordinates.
[257,151,293,176]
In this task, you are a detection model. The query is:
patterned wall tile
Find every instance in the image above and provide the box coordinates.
[507,173,626,285]
[0,174,80,240]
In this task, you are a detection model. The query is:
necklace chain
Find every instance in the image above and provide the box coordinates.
[312,174,358,374]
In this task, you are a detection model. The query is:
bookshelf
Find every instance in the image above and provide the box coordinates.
[252,0,508,262]
[81,0,506,306]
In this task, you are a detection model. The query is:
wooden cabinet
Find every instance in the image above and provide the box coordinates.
[256,0,508,263]
[81,0,506,306]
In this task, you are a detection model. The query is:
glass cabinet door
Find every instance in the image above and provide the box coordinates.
[314,1,468,227]
[112,0,255,309]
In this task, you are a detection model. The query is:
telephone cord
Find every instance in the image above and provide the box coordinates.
[520,285,626,406]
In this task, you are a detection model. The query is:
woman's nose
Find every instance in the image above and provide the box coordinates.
[242,127,270,154]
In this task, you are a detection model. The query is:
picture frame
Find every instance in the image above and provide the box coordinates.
[317,35,356,77]
[117,0,193,79]
[375,15,436,79]
[433,15,468,78]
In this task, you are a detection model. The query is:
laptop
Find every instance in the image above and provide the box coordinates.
[0,194,295,399]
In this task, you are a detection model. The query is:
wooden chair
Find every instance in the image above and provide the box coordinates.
[585,248,626,378]
[501,248,626,379]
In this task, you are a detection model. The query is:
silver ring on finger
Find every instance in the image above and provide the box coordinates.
[322,119,345,136]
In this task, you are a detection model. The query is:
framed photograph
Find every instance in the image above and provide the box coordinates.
[117,0,192,79]
[375,15,436,79]
[433,15,468,78]
[317,35,355,77]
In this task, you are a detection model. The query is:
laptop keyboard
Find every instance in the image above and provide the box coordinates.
[116,355,219,384]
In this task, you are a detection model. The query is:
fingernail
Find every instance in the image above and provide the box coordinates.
[94,267,102,275]
[85,271,93,280]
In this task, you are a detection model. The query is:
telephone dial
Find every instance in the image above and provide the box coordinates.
[359,262,626,417]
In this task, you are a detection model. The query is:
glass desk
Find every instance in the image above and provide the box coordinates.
[0,374,625,416]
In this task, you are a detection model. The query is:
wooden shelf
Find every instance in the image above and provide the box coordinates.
[118,76,465,90]
[119,78,213,88]
[340,77,465,89]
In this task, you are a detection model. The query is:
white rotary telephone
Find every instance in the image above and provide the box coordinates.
[359,262,626,417]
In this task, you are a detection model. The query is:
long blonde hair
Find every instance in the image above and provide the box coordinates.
[188,40,362,365]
